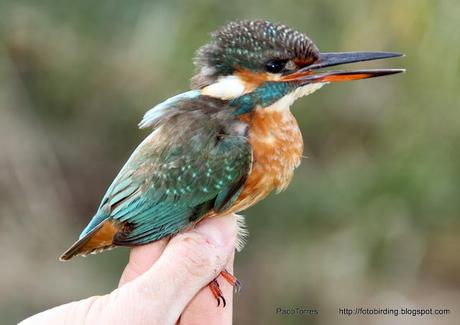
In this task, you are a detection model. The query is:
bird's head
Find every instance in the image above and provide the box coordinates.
[192,20,404,114]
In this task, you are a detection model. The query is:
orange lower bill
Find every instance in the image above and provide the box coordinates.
[282,68,404,84]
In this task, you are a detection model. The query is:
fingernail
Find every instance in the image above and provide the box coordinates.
[195,215,236,247]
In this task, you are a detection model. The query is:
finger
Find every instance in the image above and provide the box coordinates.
[118,238,168,287]
[110,214,237,324]
[179,249,235,325]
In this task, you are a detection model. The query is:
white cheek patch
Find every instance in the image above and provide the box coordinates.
[201,75,246,99]
[265,82,328,112]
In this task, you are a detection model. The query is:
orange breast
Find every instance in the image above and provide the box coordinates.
[230,107,303,212]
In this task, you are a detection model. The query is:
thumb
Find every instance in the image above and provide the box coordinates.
[19,215,237,325]
[105,214,237,324]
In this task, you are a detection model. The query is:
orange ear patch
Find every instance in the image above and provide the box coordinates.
[235,69,272,91]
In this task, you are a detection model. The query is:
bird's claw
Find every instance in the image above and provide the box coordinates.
[220,269,242,294]
[208,280,226,308]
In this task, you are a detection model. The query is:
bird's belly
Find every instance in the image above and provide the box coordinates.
[230,107,303,212]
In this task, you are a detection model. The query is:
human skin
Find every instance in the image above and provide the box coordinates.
[20,214,237,325]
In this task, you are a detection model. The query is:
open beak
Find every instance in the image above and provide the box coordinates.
[282,51,405,84]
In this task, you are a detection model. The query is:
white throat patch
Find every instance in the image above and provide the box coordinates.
[264,82,327,112]
[201,75,327,111]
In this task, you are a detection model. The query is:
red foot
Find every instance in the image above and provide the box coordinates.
[208,279,226,307]
[220,269,242,293]
[207,269,242,307]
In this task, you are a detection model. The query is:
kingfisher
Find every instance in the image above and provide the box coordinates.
[61,20,404,306]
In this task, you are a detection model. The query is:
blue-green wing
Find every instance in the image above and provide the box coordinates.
[80,112,251,246]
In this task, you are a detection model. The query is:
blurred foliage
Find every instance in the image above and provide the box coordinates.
[0,0,459,324]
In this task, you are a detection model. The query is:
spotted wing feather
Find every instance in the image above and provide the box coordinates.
[62,96,251,258]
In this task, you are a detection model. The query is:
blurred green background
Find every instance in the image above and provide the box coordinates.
[1,0,459,324]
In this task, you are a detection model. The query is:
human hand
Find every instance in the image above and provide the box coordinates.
[21,214,237,325]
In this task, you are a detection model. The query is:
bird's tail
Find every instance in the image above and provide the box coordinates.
[59,220,119,261]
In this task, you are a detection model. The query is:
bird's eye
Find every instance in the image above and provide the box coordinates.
[265,59,287,73]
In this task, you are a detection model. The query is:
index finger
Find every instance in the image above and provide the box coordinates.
[118,238,169,287]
